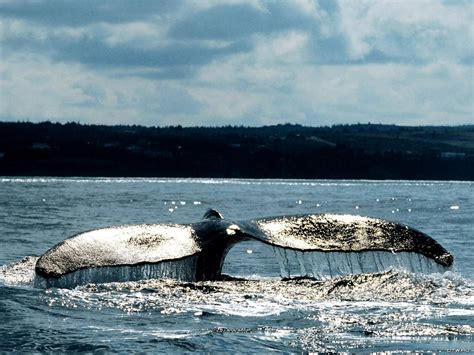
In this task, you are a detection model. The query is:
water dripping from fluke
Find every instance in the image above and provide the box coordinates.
[271,247,449,281]
[34,256,199,289]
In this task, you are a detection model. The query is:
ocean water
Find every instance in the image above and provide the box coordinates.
[0,177,472,352]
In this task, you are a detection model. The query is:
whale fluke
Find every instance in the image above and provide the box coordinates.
[239,214,453,267]
[34,210,453,288]
[35,224,201,279]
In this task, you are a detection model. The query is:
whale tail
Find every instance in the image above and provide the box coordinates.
[34,210,453,288]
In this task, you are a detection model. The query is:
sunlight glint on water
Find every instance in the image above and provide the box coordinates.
[0,178,472,353]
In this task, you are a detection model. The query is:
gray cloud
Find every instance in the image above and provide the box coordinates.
[0,0,180,26]
[168,2,358,66]
[156,87,202,116]
[54,37,252,68]
[129,67,197,81]
[3,32,253,78]
[317,0,339,16]
[461,55,474,66]
[307,33,351,65]
[169,3,314,40]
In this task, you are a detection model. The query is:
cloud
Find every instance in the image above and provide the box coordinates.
[55,37,252,69]
[0,0,180,26]
[169,2,315,40]
[2,24,252,72]
[0,0,472,126]
[0,54,206,126]
[339,1,473,64]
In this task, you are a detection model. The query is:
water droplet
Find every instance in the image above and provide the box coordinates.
[450,205,460,210]
[246,249,253,254]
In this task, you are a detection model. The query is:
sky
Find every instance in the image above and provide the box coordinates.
[0,0,473,127]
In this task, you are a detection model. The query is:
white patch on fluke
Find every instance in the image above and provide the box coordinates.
[226,224,240,236]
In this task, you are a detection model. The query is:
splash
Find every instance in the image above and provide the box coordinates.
[41,270,473,315]
[0,256,38,285]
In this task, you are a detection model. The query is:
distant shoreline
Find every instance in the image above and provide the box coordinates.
[1,177,472,184]
[1,121,473,181]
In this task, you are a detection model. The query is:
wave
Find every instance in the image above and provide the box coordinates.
[32,270,471,323]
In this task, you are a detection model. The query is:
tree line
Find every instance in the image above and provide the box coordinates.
[0,121,473,180]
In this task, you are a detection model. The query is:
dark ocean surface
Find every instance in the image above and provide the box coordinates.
[0,178,472,352]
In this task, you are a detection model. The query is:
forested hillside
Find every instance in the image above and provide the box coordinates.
[0,122,473,180]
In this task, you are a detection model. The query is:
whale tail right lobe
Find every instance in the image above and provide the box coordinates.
[235,214,453,268]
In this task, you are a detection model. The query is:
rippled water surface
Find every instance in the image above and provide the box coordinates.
[0,178,473,352]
